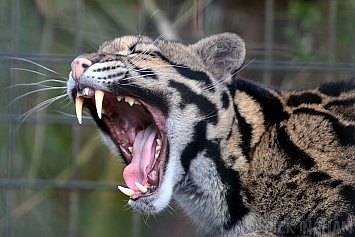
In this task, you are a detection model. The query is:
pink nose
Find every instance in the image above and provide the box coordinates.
[71,57,92,80]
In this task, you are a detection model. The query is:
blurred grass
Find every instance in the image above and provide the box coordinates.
[1,0,355,236]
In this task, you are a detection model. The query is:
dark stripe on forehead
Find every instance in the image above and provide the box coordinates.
[156,52,214,90]
[169,80,218,124]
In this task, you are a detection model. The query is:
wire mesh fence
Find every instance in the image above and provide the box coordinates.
[1,0,355,236]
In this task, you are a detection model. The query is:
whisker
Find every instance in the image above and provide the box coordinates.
[203,58,255,91]
[55,110,91,120]
[9,86,67,105]
[9,79,67,89]
[8,57,67,79]
[136,64,190,71]
[93,16,103,45]
[127,32,167,69]
[10,68,67,81]
[18,94,68,127]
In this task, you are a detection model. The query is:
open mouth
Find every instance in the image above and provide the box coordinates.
[75,88,167,200]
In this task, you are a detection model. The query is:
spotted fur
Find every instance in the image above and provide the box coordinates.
[67,33,355,236]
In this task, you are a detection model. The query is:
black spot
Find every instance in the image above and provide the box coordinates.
[234,104,252,161]
[287,93,322,107]
[307,171,331,182]
[169,80,218,124]
[230,78,289,126]
[206,141,249,230]
[286,182,297,190]
[107,71,126,79]
[277,126,315,170]
[319,79,355,97]
[340,185,355,213]
[330,180,343,188]
[290,169,300,176]
[294,108,355,146]
[156,52,214,90]
[335,185,355,231]
[227,155,238,164]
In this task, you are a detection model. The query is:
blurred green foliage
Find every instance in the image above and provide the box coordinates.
[1,0,355,237]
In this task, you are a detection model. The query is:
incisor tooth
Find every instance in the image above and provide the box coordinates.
[117,186,136,196]
[156,139,162,147]
[94,90,105,119]
[135,182,148,193]
[128,146,133,153]
[75,96,84,124]
[83,87,90,96]
[125,96,135,106]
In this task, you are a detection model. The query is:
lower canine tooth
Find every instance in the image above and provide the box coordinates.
[117,186,136,196]
[135,182,148,193]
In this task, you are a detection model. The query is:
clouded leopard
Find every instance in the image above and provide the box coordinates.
[67,33,355,237]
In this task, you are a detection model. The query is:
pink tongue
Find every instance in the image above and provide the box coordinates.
[123,124,157,191]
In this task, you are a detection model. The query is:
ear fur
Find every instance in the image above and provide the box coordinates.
[191,33,246,82]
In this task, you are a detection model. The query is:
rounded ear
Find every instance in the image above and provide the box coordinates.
[191,33,246,82]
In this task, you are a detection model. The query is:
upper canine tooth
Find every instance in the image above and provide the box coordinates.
[117,186,136,196]
[125,96,135,106]
[75,96,84,124]
[94,90,105,119]
[135,182,148,193]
